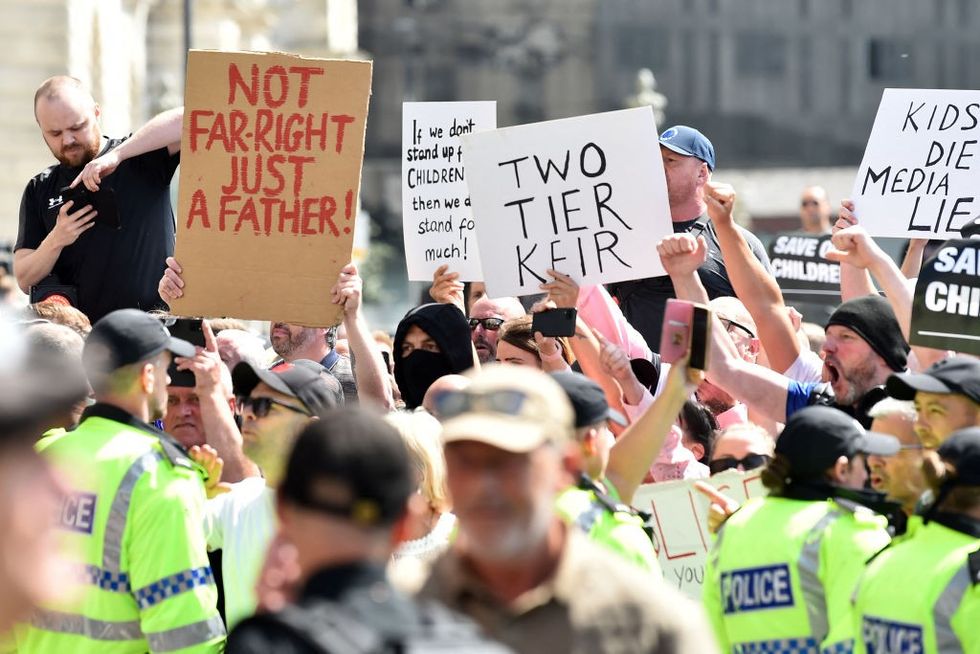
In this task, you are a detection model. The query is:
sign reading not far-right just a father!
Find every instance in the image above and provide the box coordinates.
[911,238,980,356]
[853,89,980,239]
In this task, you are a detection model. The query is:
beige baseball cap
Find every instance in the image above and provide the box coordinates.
[438,364,575,453]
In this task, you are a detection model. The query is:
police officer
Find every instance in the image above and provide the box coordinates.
[551,371,661,577]
[703,406,900,653]
[18,309,225,653]
[226,408,511,653]
[851,427,980,654]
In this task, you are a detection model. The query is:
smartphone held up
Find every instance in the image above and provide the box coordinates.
[659,299,712,370]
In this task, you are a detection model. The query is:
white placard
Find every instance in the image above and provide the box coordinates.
[853,88,980,239]
[402,101,496,281]
[461,107,671,297]
[632,470,766,600]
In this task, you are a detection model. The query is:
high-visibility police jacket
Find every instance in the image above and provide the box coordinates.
[556,475,662,579]
[851,514,980,654]
[704,495,891,654]
[17,403,226,653]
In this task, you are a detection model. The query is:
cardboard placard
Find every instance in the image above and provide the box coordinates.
[632,470,766,599]
[767,232,841,308]
[171,50,372,326]
[461,107,671,297]
[910,238,980,355]
[402,102,496,282]
[853,88,980,239]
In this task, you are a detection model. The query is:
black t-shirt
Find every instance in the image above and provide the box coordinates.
[16,137,179,322]
[609,215,773,352]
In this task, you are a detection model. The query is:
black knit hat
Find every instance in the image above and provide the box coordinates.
[825,296,909,372]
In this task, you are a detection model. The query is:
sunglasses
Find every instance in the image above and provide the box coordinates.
[709,453,771,475]
[801,199,819,207]
[720,317,756,340]
[434,388,529,420]
[239,396,311,418]
[468,317,505,331]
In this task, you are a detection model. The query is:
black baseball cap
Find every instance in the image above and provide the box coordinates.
[232,359,343,416]
[550,371,626,428]
[279,408,415,527]
[886,356,980,404]
[83,309,196,378]
[775,406,900,481]
[936,427,980,486]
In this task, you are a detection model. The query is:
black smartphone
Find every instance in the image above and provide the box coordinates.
[689,304,712,371]
[532,308,578,338]
[58,184,121,230]
[29,278,78,306]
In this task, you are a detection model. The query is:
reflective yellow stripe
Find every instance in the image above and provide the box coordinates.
[145,616,226,652]
[31,609,141,641]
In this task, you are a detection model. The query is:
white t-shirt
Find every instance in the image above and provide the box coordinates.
[202,476,274,630]
[783,349,823,384]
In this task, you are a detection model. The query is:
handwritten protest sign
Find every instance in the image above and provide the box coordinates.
[853,88,980,239]
[171,50,371,326]
[767,232,841,317]
[402,102,495,281]
[632,470,766,599]
[911,238,980,355]
[461,107,671,297]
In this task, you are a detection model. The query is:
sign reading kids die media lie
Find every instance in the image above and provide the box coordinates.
[402,102,495,281]
[853,88,980,239]
[172,50,371,327]
[461,107,672,297]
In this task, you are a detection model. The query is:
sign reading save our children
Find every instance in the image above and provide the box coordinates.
[172,50,371,326]
[461,107,672,297]
[911,238,980,356]
[853,88,980,239]
[402,102,496,282]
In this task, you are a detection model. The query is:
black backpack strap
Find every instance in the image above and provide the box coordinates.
[576,474,658,543]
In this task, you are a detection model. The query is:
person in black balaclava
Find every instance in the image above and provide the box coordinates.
[393,303,475,409]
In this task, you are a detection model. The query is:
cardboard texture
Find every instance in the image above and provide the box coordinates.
[461,107,671,298]
[632,470,766,599]
[402,101,496,282]
[853,88,980,239]
[911,238,980,356]
[171,50,372,326]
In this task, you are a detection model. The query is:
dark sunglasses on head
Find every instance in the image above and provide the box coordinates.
[434,388,528,420]
[709,453,771,475]
[239,395,311,418]
[468,317,504,331]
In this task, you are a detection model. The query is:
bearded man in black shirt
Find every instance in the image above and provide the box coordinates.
[14,76,182,322]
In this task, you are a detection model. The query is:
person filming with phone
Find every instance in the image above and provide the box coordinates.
[14,75,182,322]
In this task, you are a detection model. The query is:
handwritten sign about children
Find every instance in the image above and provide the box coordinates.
[853,88,980,239]
[633,470,766,599]
[461,107,672,297]
[911,238,980,356]
[172,50,371,326]
[402,102,495,281]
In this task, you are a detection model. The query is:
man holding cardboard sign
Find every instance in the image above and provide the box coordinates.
[610,126,772,352]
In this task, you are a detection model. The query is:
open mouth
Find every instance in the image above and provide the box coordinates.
[824,360,841,385]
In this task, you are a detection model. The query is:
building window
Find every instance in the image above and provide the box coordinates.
[615,26,670,71]
[958,0,971,22]
[841,0,853,18]
[868,39,913,82]
[799,39,812,112]
[798,0,810,18]
[735,32,787,77]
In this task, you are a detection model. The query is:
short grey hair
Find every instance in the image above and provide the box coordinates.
[867,397,917,422]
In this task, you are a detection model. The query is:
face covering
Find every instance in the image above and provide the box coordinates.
[397,350,453,409]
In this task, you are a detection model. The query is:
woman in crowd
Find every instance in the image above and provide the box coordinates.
[850,427,980,654]
[495,315,573,372]
[703,406,898,654]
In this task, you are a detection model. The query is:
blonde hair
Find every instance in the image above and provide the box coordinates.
[384,411,450,513]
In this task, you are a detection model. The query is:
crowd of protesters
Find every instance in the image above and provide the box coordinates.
[0,75,978,654]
